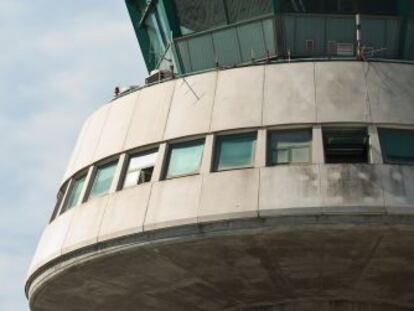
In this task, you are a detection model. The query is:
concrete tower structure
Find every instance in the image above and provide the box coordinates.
[26,1,414,310]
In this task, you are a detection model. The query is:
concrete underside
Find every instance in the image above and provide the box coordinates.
[28,216,414,311]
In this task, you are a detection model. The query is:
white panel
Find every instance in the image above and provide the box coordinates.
[211,66,263,131]
[164,71,217,140]
[62,118,90,181]
[27,210,74,275]
[62,196,109,253]
[320,164,385,213]
[198,169,259,222]
[98,184,152,241]
[144,175,201,230]
[259,165,321,216]
[124,81,175,150]
[316,62,368,123]
[94,92,138,161]
[72,105,110,172]
[368,62,414,125]
[263,62,316,126]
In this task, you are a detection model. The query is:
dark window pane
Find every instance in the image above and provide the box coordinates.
[323,128,368,163]
[215,133,256,171]
[379,128,414,164]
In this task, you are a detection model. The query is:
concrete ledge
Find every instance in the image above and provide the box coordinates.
[27,214,414,311]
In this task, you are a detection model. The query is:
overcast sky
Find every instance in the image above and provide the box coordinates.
[0,1,147,309]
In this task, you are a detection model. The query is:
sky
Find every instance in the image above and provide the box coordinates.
[0,1,147,309]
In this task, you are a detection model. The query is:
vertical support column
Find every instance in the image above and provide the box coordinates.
[312,125,324,164]
[110,154,128,192]
[80,166,95,204]
[255,129,267,168]
[152,143,167,181]
[200,134,214,174]
[368,126,383,164]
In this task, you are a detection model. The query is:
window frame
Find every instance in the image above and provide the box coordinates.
[266,128,312,166]
[163,138,205,180]
[378,127,414,165]
[213,132,257,172]
[49,182,69,222]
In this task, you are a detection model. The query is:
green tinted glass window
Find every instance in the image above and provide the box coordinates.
[166,140,204,178]
[88,162,118,199]
[60,175,86,214]
[379,128,414,164]
[215,133,256,171]
[268,130,311,165]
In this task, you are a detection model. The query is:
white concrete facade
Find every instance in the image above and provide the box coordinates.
[27,61,414,311]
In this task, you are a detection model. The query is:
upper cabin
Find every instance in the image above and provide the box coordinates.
[126,0,414,75]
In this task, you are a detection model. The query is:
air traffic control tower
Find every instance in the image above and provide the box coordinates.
[26,1,414,310]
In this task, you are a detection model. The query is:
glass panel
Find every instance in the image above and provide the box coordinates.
[215,133,256,171]
[292,146,310,163]
[61,176,86,214]
[379,128,414,164]
[275,149,289,164]
[268,130,311,165]
[174,0,227,35]
[225,0,273,23]
[89,162,117,199]
[166,140,204,178]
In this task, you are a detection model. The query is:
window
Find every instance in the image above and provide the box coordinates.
[165,139,204,178]
[323,128,369,163]
[224,0,273,23]
[60,175,86,214]
[123,149,158,188]
[378,128,414,164]
[49,183,68,222]
[214,132,256,171]
[174,0,227,35]
[268,129,312,165]
[88,161,118,200]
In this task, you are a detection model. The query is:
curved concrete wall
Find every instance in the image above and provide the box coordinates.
[28,61,414,296]
[63,61,414,180]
